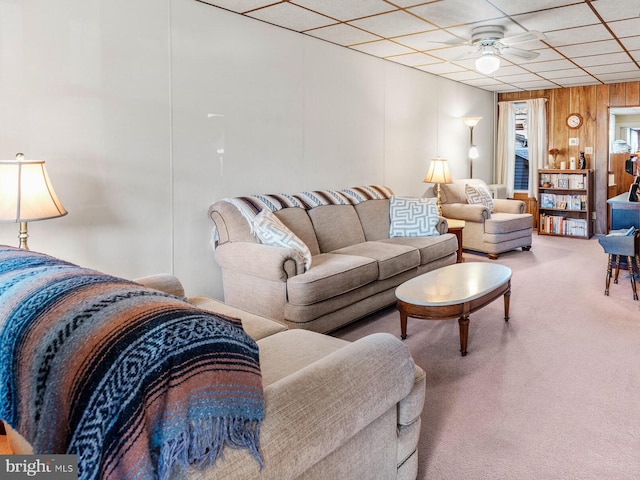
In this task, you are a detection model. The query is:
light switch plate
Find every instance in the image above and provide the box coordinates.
[585,147,593,154]
[569,138,579,146]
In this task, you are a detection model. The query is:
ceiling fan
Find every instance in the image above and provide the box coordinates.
[447,25,546,75]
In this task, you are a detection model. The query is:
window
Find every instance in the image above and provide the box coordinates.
[514,103,529,191]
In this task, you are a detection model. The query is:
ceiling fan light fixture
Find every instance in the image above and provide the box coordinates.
[475,52,500,75]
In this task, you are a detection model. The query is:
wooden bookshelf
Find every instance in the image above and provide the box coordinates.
[538,169,594,238]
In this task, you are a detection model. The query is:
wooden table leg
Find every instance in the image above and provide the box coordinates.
[504,289,511,322]
[400,310,408,340]
[458,315,469,356]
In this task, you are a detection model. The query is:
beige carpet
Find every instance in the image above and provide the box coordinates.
[333,233,640,480]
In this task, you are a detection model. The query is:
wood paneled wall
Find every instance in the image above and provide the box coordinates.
[499,81,640,234]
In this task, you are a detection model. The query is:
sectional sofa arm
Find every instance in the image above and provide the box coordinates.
[199,332,420,480]
[214,242,306,281]
[441,203,490,222]
[493,198,526,214]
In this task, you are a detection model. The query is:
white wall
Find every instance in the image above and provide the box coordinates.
[0,0,495,300]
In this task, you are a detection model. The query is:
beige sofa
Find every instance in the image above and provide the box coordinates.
[439,179,533,259]
[3,273,426,480]
[139,275,428,480]
[209,187,458,333]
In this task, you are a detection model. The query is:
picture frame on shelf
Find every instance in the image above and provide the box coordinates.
[557,178,569,189]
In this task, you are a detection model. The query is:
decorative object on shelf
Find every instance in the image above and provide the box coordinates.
[570,157,576,169]
[462,117,482,177]
[0,153,67,250]
[423,157,452,217]
[566,113,583,129]
[578,151,587,169]
[548,148,560,168]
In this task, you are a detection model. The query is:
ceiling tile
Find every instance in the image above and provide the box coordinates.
[349,40,415,57]
[408,0,506,28]
[586,63,639,75]
[609,19,640,38]
[555,78,601,87]
[291,0,396,21]
[198,0,279,13]
[597,71,640,83]
[394,30,462,50]
[514,79,563,89]
[621,37,640,50]
[557,40,624,58]
[572,52,634,67]
[416,62,467,75]
[426,45,479,61]
[591,0,640,22]
[441,70,486,81]
[524,59,578,73]
[544,24,613,47]
[306,23,381,45]
[348,10,435,37]
[487,0,586,16]
[512,4,600,33]
[539,68,593,79]
[495,73,546,83]
[386,52,442,67]
[247,2,336,31]
[517,48,566,63]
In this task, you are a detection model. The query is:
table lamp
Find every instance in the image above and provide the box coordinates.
[423,157,452,216]
[0,153,67,250]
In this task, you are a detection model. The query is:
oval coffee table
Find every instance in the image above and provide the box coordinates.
[395,262,512,356]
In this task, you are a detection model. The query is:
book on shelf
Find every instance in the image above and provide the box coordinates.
[607,226,636,237]
[539,214,588,237]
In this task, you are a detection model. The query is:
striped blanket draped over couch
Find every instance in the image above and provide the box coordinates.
[0,246,264,480]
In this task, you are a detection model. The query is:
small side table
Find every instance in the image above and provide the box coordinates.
[446,219,465,263]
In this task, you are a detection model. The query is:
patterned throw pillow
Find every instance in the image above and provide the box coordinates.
[389,196,440,238]
[253,209,312,271]
[464,183,494,212]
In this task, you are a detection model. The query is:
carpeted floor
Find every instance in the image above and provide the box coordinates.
[333,233,640,480]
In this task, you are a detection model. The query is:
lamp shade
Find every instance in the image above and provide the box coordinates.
[469,145,480,159]
[0,158,67,223]
[423,157,452,185]
[475,53,500,75]
[462,117,483,128]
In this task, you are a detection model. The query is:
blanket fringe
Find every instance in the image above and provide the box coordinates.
[157,417,262,480]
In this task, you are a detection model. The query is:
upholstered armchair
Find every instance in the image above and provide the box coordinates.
[439,179,533,259]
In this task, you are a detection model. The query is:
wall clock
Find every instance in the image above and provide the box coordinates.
[566,113,583,129]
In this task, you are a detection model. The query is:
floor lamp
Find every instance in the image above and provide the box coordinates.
[463,117,482,178]
[0,153,67,250]
[423,157,452,217]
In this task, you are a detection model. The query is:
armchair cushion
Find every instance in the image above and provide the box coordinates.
[464,183,494,212]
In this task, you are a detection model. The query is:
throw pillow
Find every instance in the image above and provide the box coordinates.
[464,183,494,212]
[253,209,312,271]
[389,196,440,238]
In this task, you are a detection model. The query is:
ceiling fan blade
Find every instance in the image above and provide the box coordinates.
[501,30,546,46]
[501,47,540,60]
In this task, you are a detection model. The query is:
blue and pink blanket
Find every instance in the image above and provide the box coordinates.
[0,246,264,479]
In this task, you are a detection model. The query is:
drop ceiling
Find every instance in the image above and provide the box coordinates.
[196,0,640,93]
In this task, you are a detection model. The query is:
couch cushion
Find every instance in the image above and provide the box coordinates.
[254,209,313,270]
[332,241,420,280]
[389,196,440,237]
[484,213,533,235]
[287,253,378,305]
[354,199,391,241]
[308,205,366,252]
[275,207,321,255]
[378,233,458,265]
